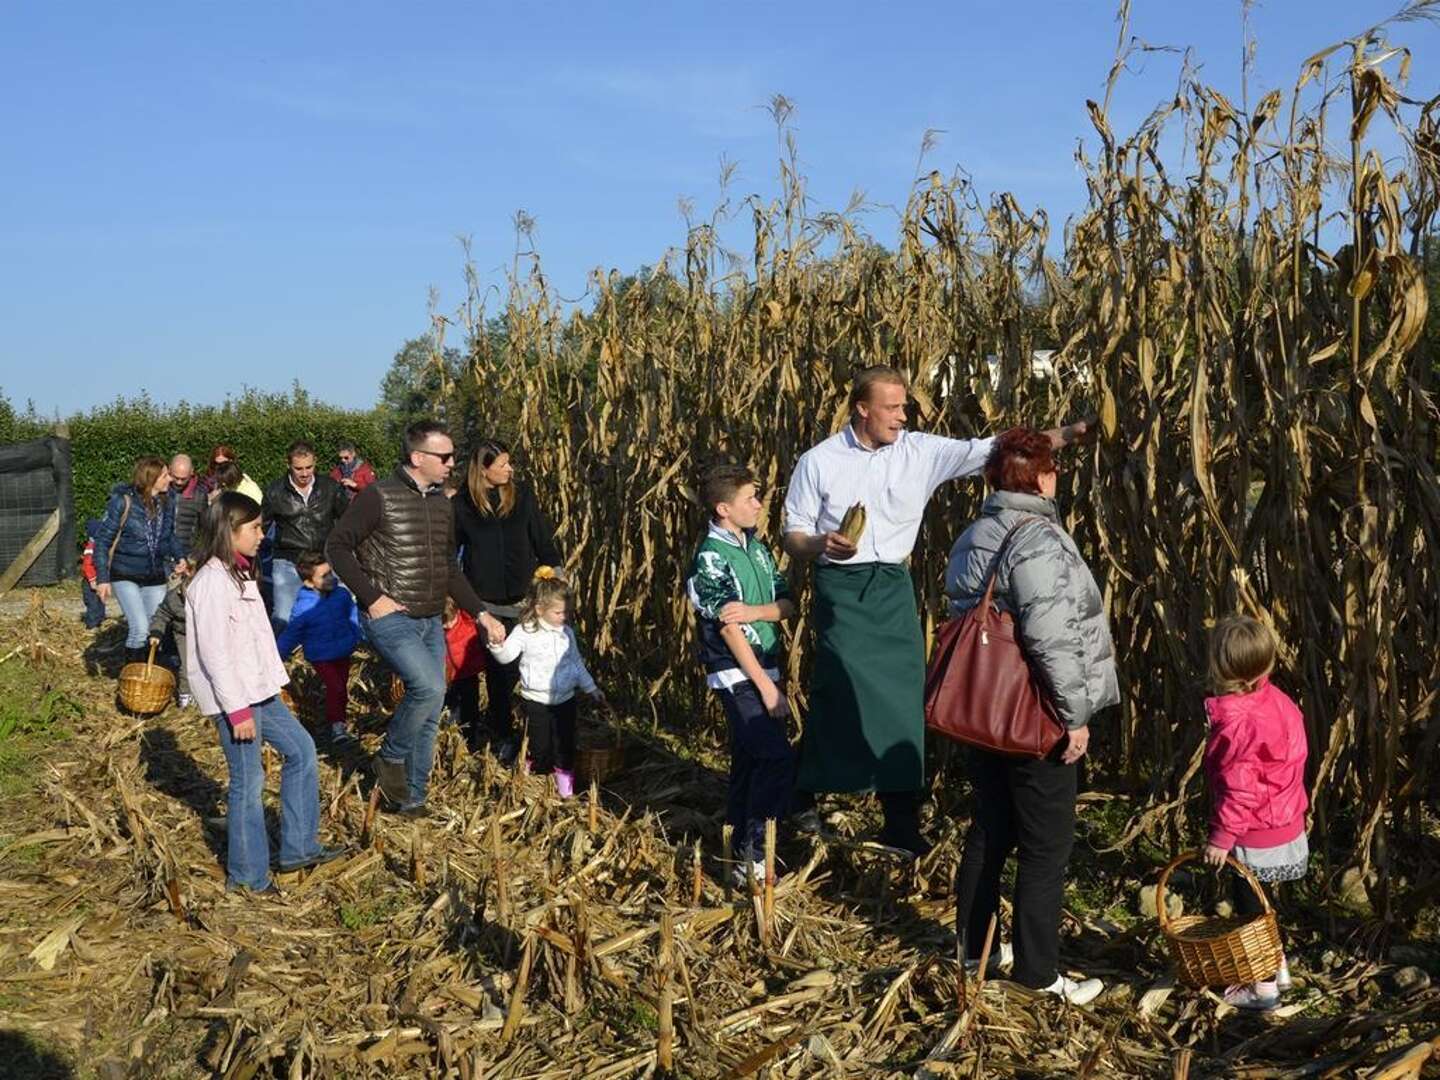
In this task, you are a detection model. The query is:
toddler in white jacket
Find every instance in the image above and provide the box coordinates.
[487,568,605,797]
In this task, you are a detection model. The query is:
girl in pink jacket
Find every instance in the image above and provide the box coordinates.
[187,493,345,894]
[1202,615,1309,1011]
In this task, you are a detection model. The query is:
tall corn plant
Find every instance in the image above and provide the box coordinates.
[458,9,1440,913]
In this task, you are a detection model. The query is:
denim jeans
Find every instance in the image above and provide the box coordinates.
[269,557,302,630]
[213,695,321,890]
[111,580,167,649]
[719,681,798,862]
[364,612,446,808]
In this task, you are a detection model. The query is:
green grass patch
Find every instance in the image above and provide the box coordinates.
[0,657,80,802]
[337,890,407,931]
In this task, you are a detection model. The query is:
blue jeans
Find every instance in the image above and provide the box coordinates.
[364,612,446,808]
[213,696,321,890]
[111,580,166,649]
[269,557,302,630]
[719,681,798,861]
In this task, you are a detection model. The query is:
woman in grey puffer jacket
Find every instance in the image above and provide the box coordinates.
[943,427,1119,1006]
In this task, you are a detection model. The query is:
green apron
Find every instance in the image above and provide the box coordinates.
[797,562,925,794]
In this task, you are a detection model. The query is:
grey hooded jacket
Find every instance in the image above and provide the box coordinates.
[944,490,1119,730]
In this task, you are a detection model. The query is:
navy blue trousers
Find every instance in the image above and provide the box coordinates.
[718,681,797,861]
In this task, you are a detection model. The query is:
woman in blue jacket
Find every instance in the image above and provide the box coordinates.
[94,455,186,659]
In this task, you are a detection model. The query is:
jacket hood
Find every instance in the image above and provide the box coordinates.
[982,489,1059,520]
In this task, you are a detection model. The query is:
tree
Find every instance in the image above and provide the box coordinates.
[378,335,464,445]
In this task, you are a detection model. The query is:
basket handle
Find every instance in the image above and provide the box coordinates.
[1154,849,1274,933]
[144,638,160,673]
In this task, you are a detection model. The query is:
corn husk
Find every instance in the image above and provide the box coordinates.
[838,502,868,544]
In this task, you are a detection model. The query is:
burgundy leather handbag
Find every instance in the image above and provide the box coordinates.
[924,518,1065,758]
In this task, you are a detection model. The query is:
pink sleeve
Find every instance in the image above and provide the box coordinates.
[189,571,255,720]
[1204,716,1254,850]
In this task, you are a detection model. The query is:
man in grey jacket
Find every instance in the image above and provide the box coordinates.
[942,426,1118,1006]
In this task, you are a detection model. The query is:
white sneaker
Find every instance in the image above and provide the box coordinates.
[730,860,767,888]
[1275,956,1292,993]
[1223,981,1280,1011]
[1043,974,1103,1006]
[178,692,193,708]
[963,941,1014,974]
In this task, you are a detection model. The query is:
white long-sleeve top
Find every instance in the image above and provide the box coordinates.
[487,620,598,705]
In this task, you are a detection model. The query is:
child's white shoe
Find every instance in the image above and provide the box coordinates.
[178,692,193,708]
[1275,956,1292,993]
[1043,974,1103,1006]
[1223,981,1280,1011]
[730,859,767,888]
[963,941,1014,974]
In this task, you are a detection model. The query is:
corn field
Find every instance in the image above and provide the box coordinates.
[451,7,1440,920]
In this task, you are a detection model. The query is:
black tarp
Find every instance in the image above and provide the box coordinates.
[0,436,75,587]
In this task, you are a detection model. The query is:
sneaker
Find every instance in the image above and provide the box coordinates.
[394,803,434,820]
[1275,956,1292,993]
[226,881,283,897]
[330,723,357,744]
[1042,975,1104,1006]
[730,859,768,888]
[495,736,520,767]
[554,769,576,799]
[1223,981,1280,1011]
[371,755,410,805]
[178,692,193,708]
[276,845,349,873]
[790,808,825,836]
[964,942,1015,974]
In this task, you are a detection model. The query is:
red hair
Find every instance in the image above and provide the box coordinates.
[983,428,1055,494]
[207,445,238,475]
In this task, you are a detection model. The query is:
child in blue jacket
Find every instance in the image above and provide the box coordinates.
[276,551,363,743]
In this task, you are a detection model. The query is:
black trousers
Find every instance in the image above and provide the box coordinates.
[521,697,577,775]
[447,675,483,745]
[718,682,797,861]
[953,745,1077,989]
[485,615,520,738]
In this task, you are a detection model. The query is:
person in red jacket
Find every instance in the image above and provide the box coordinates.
[331,442,377,495]
[1202,615,1309,1012]
[442,597,487,748]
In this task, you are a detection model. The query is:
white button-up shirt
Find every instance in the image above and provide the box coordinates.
[784,425,993,565]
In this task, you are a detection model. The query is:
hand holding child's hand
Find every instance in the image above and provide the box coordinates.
[1203,844,1229,868]
[230,717,257,742]
[719,602,753,625]
[479,612,507,645]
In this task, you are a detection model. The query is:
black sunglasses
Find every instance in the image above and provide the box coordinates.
[416,449,455,464]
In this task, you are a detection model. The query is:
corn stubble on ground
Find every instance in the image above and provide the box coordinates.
[1,599,1439,1079]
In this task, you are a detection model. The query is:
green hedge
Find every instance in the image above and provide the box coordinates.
[0,384,395,529]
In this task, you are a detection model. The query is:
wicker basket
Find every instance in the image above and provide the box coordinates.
[119,640,176,716]
[1157,851,1284,988]
[576,730,625,786]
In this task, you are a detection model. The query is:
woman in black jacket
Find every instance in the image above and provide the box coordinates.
[452,440,562,754]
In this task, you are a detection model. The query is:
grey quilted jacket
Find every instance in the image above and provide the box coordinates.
[944,490,1119,729]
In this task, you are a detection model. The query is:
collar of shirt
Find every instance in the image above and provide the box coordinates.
[289,477,315,503]
[706,520,752,549]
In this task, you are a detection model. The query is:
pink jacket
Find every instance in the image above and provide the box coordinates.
[1203,676,1309,850]
[185,557,289,723]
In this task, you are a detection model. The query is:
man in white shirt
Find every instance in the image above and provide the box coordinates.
[783,365,1087,854]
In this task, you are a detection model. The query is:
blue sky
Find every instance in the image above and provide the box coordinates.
[2,1,1436,416]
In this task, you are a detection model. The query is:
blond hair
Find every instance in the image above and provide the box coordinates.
[848,365,908,412]
[518,566,571,630]
[1208,615,1276,695]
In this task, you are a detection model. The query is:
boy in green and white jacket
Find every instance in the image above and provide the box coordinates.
[686,463,796,883]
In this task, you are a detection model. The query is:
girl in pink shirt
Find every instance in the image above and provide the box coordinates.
[1202,615,1309,1011]
[187,493,345,894]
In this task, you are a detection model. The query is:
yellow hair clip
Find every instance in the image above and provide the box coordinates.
[533,565,557,581]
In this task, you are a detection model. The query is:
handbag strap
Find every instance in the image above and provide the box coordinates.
[977,515,1048,615]
[107,494,133,566]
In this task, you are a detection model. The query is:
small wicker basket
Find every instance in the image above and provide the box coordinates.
[576,729,625,786]
[119,640,176,716]
[1156,851,1284,988]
